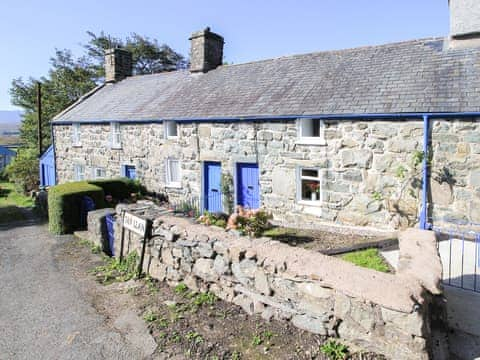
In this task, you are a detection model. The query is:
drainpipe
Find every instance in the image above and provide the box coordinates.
[419,115,429,230]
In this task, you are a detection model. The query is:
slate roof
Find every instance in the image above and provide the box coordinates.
[53,37,480,123]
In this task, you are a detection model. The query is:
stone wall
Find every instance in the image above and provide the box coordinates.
[53,117,480,230]
[104,203,445,360]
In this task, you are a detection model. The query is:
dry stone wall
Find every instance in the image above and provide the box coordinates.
[104,202,445,360]
[54,117,480,230]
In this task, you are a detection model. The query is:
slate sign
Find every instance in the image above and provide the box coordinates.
[123,212,148,237]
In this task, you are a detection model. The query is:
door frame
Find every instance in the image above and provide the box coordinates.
[201,161,223,213]
[234,161,260,210]
[121,164,136,179]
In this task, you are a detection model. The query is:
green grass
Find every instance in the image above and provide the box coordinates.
[0,181,34,208]
[341,248,390,273]
[0,182,34,224]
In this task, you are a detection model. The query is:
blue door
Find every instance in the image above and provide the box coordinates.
[236,163,260,209]
[204,162,222,213]
[124,165,136,179]
[105,214,115,256]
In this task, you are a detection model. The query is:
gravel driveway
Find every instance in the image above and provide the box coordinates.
[0,218,154,360]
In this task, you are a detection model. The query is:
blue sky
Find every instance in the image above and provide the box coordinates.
[1,0,449,111]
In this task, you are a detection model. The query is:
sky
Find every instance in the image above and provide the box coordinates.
[0,0,449,111]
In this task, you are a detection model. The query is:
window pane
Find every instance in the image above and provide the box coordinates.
[301,119,320,137]
[168,159,180,183]
[302,169,319,178]
[301,179,320,201]
[167,121,178,137]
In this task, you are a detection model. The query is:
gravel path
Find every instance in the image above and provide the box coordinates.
[0,218,153,360]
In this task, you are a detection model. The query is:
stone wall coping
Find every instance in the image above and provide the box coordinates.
[146,212,442,314]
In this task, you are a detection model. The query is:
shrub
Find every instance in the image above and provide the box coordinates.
[236,209,272,237]
[198,211,228,228]
[88,177,145,201]
[48,181,105,234]
[4,147,39,194]
[320,340,349,360]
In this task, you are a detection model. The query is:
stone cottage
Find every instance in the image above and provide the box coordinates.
[52,0,480,230]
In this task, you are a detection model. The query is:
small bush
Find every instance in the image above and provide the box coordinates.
[48,181,105,234]
[236,209,272,237]
[320,340,349,360]
[88,177,145,201]
[4,147,39,194]
[198,211,228,228]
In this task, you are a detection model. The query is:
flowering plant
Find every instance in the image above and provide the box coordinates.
[306,181,320,193]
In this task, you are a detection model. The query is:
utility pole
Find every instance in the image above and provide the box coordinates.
[36,81,42,156]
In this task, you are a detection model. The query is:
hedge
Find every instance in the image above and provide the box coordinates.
[88,177,145,200]
[48,181,105,235]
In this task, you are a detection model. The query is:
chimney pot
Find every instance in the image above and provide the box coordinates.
[189,27,224,73]
[104,48,133,83]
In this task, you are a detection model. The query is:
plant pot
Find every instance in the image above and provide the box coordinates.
[311,192,317,201]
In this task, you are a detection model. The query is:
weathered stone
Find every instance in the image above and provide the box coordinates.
[261,307,275,322]
[213,255,230,275]
[149,263,167,281]
[381,307,423,337]
[195,233,210,242]
[470,170,480,187]
[298,282,333,299]
[183,275,199,292]
[343,169,363,182]
[213,241,228,255]
[233,294,254,315]
[210,283,235,301]
[166,266,182,281]
[172,247,183,258]
[155,228,176,241]
[177,239,198,247]
[431,180,453,206]
[228,247,246,262]
[387,139,419,153]
[341,149,373,169]
[334,293,352,319]
[292,314,329,335]
[161,248,179,267]
[254,269,271,295]
[195,242,215,258]
[192,258,217,282]
[350,301,378,332]
[270,277,298,301]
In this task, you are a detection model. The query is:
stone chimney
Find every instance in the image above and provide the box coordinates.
[189,27,224,73]
[104,48,133,83]
[449,0,480,48]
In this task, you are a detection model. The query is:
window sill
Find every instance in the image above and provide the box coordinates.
[165,182,182,189]
[111,145,122,150]
[165,136,179,140]
[296,138,327,146]
[72,143,82,148]
[298,200,322,208]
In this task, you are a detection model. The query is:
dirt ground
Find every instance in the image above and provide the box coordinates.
[262,227,397,255]
[59,238,386,360]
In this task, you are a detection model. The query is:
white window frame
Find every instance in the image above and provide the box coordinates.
[72,123,81,146]
[74,164,85,181]
[297,167,323,206]
[110,122,122,149]
[164,121,178,139]
[92,167,107,180]
[165,158,181,188]
[296,119,326,145]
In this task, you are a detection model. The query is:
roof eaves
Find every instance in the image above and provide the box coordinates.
[51,83,105,122]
